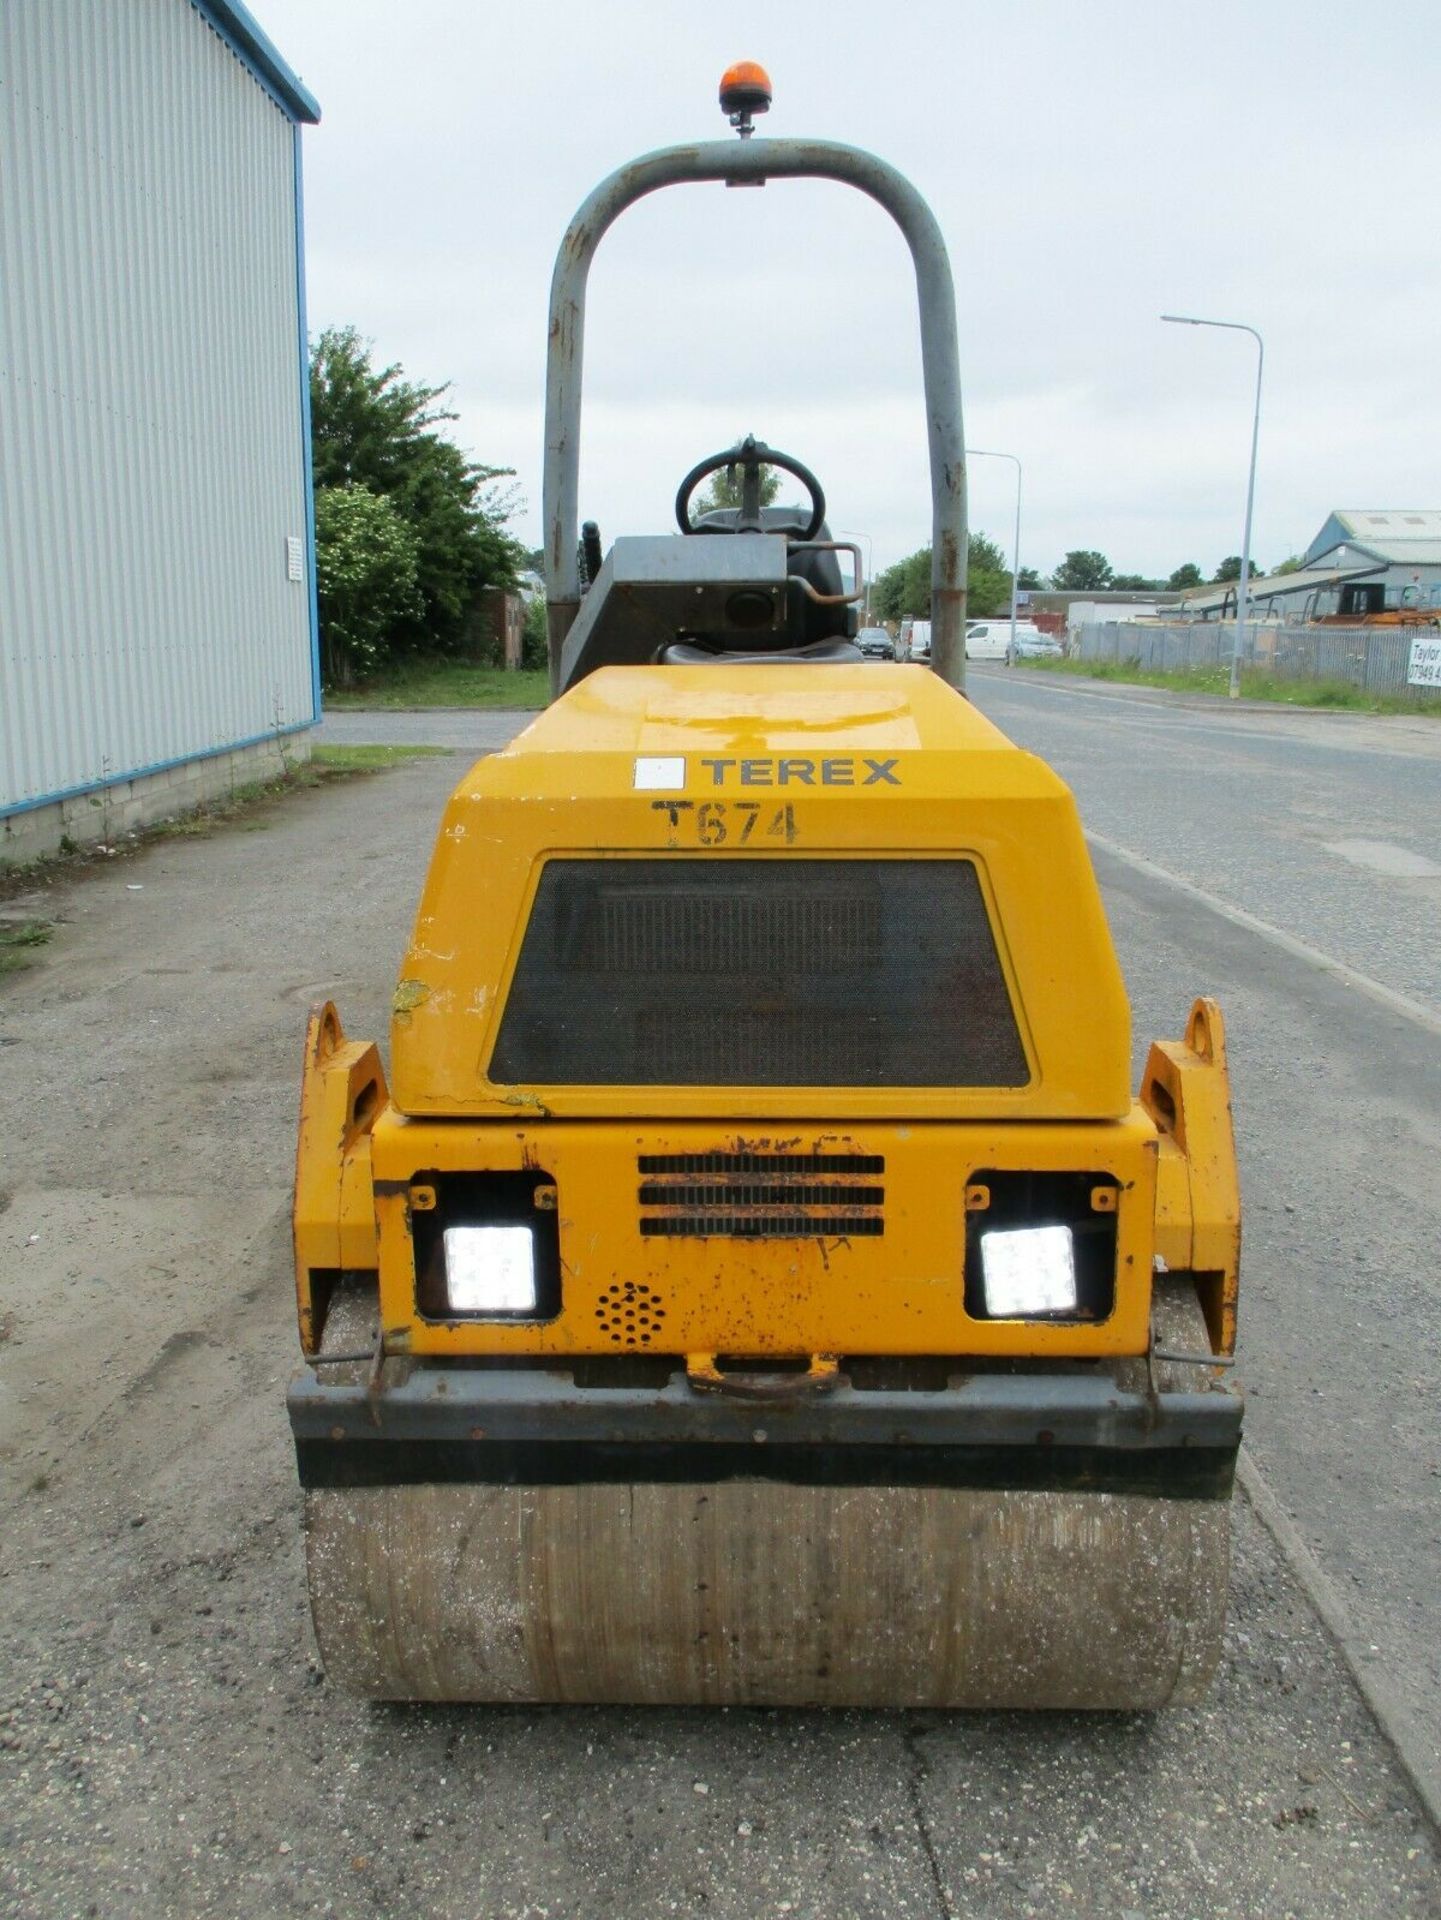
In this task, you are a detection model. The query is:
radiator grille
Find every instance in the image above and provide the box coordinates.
[585,888,880,974]
[490,858,1026,1088]
[637,1151,884,1240]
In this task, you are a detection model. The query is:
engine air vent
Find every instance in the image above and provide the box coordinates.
[637,1151,884,1239]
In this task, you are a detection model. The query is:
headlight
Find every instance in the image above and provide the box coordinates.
[979,1224,1077,1318]
[442,1224,538,1315]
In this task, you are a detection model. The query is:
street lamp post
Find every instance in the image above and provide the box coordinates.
[966,448,1022,663]
[1160,314,1264,699]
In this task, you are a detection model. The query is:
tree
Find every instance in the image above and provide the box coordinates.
[1167,563,1203,591]
[309,327,523,670]
[965,531,1012,618]
[689,462,783,520]
[1212,556,1246,582]
[314,483,422,688]
[1052,550,1113,591]
[1016,566,1044,591]
[872,546,933,621]
[870,534,1011,621]
[1273,555,1304,575]
[1111,573,1155,592]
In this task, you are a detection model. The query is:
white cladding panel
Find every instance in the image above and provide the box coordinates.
[0,0,315,817]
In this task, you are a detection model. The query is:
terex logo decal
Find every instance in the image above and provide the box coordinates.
[697,756,900,787]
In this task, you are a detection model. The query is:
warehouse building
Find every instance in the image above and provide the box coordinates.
[1176,510,1441,623]
[0,0,320,861]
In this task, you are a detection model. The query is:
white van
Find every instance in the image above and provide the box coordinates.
[965,619,1045,661]
[900,618,930,660]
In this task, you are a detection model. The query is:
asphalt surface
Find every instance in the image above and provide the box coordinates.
[971,669,1441,1810]
[970,672,1441,1017]
[0,680,1437,1916]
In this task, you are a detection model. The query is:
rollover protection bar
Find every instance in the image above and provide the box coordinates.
[542,135,969,693]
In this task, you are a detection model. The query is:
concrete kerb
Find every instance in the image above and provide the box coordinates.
[1238,1449,1441,1836]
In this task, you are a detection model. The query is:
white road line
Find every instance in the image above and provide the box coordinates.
[974,673,1186,715]
[980,671,1441,757]
[1085,828,1441,1038]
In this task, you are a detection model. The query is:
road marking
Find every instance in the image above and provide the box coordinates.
[1085,828,1441,1038]
[980,672,1441,757]
[1325,838,1441,879]
[979,677,1181,713]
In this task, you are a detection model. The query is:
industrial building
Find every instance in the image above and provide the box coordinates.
[0,0,320,861]
[1176,510,1441,623]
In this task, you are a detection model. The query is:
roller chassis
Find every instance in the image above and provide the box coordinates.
[287,90,1243,1710]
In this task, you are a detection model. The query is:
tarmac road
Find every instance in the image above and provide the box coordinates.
[963,667,1441,1820]
[0,684,1438,1917]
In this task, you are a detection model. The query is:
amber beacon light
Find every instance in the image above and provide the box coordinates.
[719,61,772,135]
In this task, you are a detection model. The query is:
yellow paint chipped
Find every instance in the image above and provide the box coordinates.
[393,979,431,1015]
[499,1089,551,1116]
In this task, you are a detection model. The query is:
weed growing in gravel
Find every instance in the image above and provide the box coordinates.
[0,920,54,976]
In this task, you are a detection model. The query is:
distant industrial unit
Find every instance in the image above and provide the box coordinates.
[1176,510,1441,625]
[0,0,320,861]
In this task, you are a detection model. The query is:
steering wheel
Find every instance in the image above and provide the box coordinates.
[674,437,826,542]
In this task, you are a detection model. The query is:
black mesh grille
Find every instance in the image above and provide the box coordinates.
[638,1184,886,1208]
[638,1150,885,1240]
[639,1006,878,1084]
[490,859,1026,1088]
[582,888,880,973]
[640,1215,885,1240]
[638,1153,885,1175]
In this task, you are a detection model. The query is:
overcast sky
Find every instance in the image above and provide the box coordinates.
[275,0,1439,583]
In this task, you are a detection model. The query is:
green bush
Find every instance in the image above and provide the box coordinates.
[314,483,422,688]
[521,594,548,671]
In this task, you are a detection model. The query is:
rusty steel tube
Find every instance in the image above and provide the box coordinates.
[543,137,967,692]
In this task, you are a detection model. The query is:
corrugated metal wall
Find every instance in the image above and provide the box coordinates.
[0,0,316,818]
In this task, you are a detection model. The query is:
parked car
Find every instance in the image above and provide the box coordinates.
[964,620,1049,661]
[856,626,895,659]
[903,618,930,660]
[1013,629,1063,660]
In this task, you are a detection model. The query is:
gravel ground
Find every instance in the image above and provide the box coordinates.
[1,740,1438,1918]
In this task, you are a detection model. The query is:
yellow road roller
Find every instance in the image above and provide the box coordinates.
[288,68,1241,1708]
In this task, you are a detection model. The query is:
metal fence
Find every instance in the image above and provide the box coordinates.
[1072,622,1441,704]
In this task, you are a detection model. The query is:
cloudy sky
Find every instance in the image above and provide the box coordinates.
[275,0,1438,583]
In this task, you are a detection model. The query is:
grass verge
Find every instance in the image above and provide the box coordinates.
[0,744,448,903]
[323,662,548,710]
[1014,655,1441,715]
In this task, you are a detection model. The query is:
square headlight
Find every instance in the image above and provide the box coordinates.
[979,1224,1077,1318]
[442,1224,538,1315]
